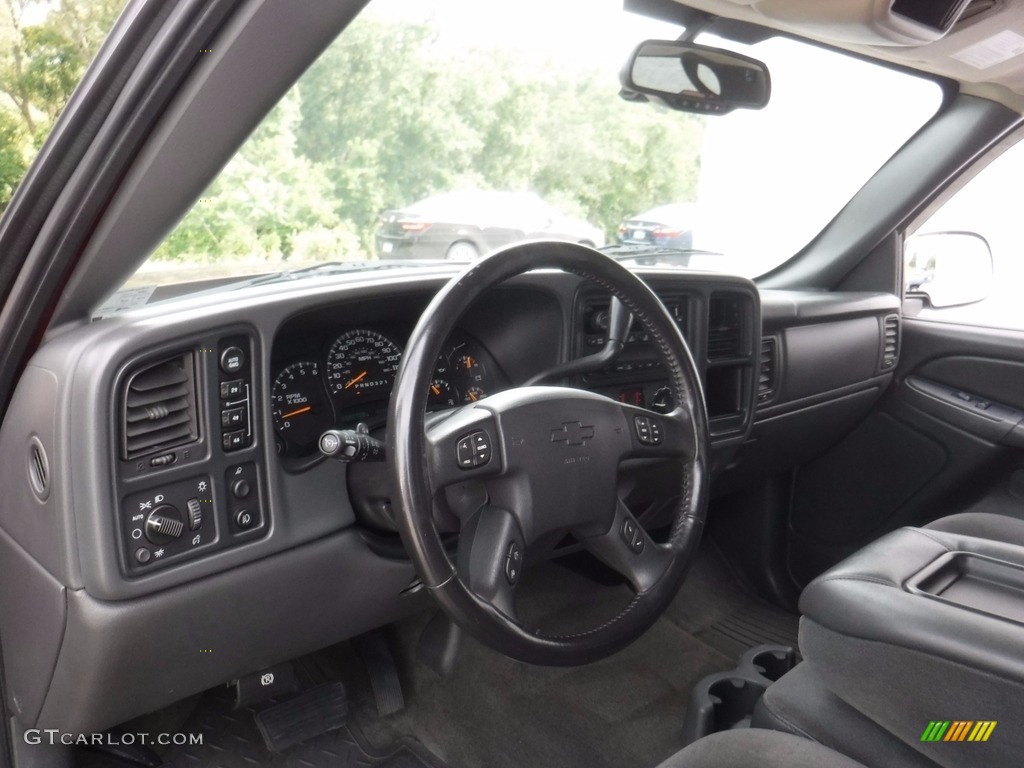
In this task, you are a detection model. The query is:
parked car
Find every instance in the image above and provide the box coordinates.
[375,190,605,260]
[617,202,697,249]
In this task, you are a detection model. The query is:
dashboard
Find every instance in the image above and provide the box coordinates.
[0,263,899,736]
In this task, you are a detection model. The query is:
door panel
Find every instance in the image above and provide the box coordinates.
[787,318,1024,586]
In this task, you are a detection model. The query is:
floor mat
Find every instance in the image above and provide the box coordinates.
[160,686,448,768]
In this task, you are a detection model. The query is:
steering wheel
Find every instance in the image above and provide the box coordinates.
[387,241,709,665]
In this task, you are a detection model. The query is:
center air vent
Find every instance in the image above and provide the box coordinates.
[881,315,900,371]
[758,337,777,404]
[707,295,744,360]
[121,353,199,460]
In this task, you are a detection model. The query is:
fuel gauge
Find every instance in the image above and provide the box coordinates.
[428,379,459,409]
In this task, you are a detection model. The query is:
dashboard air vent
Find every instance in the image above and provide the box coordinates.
[707,296,743,360]
[881,315,900,371]
[758,337,777,404]
[121,353,199,460]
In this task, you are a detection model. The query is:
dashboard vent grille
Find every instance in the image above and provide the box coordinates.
[758,337,777,404]
[881,315,900,370]
[121,353,199,460]
[708,296,743,360]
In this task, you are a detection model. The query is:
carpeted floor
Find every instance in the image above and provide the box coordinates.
[76,544,799,768]
[350,543,799,768]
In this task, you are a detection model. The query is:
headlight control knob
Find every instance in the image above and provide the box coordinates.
[145,504,185,545]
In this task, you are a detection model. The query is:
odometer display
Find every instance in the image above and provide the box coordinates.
[326,329,402,401]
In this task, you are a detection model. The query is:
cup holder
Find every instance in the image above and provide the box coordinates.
[741,645,797,683]
[680,644,797,747]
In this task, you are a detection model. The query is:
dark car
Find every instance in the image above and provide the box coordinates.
[618,203,697,249]
[375,190,604,260]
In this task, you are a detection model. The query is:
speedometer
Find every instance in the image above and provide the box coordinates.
[326,329,402,401]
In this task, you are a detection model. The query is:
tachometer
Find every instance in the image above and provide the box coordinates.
[271,361,331,449]
[326,330,402,401]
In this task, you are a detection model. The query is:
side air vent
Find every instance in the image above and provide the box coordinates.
[881,314,900,371]
[758,337,777,404]
[707,295,743,360]
[121,353,199,460]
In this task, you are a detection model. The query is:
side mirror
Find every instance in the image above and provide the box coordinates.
[620,40,771,115]
[905,231,993,308]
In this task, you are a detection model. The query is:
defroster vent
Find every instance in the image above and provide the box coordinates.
[121,352,199,460]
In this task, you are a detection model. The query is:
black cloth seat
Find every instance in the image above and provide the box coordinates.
[924,510,1024,545]
[656,729,869,768]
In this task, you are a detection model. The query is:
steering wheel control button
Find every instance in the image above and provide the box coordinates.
[219,346,246,374]
[235,509,256,529]
[319,431,341,454]
[135,548,152,564]
[220,379,243,399]
[505,541,522,584]
[186,498,203,530]
[620,514,646,553]
[633,415,663,446]
[456,430,492,469]
[622,517,637,544]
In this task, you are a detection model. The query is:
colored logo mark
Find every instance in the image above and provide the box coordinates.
[921,721,997,742]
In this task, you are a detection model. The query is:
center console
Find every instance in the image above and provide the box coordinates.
[795,523,1024,768]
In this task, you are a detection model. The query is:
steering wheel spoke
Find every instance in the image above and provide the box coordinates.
[424,406,502,491]
[456,504,525,623]
[580,499,673,594]
[618,403,696,461]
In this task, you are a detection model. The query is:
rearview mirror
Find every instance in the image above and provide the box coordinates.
[905,231,993,308]
[621,40,771,115]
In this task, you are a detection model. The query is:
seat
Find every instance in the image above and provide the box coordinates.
[657,729,869,767]
[924,510,1024,545]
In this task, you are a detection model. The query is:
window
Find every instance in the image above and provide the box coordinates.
[906,135,1024,330]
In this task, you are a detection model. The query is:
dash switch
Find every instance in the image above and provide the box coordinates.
[186,498,203,531]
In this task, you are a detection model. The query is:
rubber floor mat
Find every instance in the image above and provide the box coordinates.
[164,687,448,768]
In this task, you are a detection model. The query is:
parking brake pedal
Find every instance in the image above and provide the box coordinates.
[254,681,349,752]
[354,628,406,716]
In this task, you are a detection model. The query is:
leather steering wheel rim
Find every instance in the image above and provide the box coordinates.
[387,241,710,665]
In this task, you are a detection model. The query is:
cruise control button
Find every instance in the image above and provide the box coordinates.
[622,517,637,545]
[505,541,522,585]
[630,533,645,554]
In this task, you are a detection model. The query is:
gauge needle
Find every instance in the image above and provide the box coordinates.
[281,405,312,419]
[430,384,441,396]
[464,357,474,369]
[344,371,368,389]
[468,391,478,401]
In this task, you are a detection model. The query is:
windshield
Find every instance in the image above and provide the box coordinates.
[119,0,942,296]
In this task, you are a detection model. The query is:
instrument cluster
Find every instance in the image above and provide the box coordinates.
[270,328,500,456]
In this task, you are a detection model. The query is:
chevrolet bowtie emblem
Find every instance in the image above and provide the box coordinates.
[550,422,595,446]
